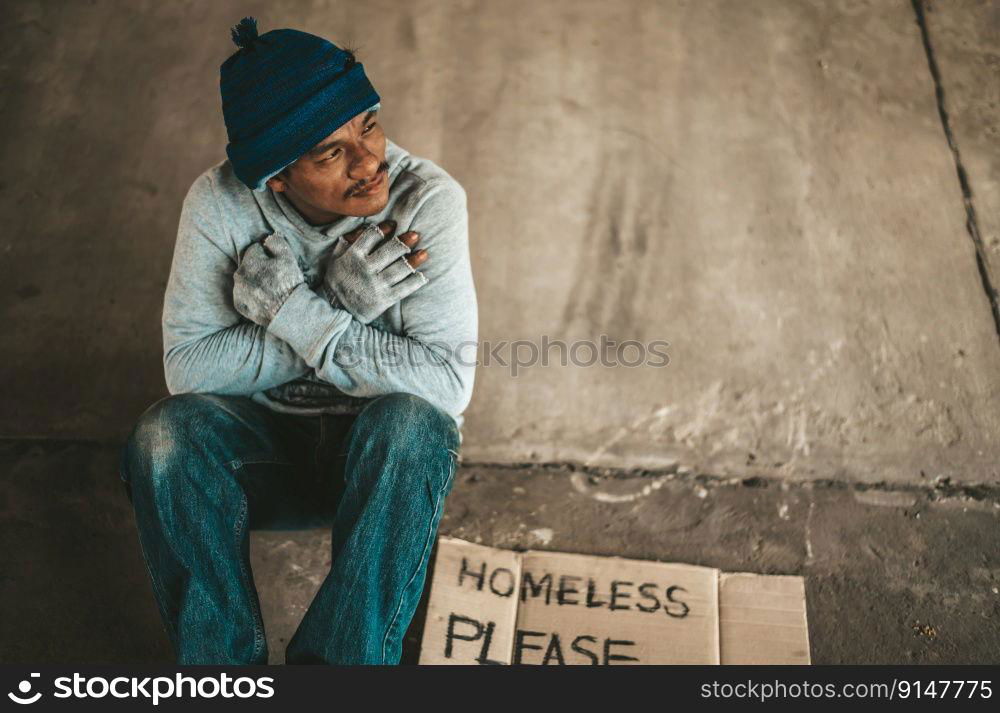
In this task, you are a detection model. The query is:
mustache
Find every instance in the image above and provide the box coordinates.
[347,161,390,197]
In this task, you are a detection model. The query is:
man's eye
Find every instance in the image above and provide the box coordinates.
[325,149,342,162]
[363,122,377,134]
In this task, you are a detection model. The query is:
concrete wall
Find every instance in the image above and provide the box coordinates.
[924,0,1000,317]
[1,0,997,484]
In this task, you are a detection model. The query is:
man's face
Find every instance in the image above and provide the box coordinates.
[266,108,389,225]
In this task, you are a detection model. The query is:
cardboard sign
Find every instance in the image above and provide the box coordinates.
[719,572,810,665]
[420,537,809,665]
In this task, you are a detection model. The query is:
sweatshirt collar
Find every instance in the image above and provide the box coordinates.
[253,137,409,242]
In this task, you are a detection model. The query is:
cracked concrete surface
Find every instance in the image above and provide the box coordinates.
[913,0,1000,339]
[1,0,998,664]
[921,0,1000,308]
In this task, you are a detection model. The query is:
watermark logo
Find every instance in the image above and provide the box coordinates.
[334,335,672,377]
[7,673,41,705]
[6,673,275,706]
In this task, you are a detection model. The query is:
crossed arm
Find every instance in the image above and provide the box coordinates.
[162,174,478,419]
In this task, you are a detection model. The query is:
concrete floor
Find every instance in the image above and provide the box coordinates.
[3,440,998,664]
[1,0,998,663]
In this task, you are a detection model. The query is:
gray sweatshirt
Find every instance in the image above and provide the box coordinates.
[162,138,478,431]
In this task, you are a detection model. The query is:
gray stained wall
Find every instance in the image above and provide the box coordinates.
[1,0,997,485]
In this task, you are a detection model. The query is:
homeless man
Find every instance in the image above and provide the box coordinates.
[119,17,478,665]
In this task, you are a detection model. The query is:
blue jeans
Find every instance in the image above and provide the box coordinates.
[119,391,460,665]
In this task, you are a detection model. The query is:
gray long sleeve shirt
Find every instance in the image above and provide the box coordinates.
[162,138,478,431]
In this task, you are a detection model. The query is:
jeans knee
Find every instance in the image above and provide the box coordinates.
[349,393,460,496]
[121,394,220,492]
[356,393,460,452]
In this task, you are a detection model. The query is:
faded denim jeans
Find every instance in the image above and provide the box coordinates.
[119,391,460,665]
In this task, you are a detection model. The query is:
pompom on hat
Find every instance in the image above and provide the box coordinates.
[220,17,381,191]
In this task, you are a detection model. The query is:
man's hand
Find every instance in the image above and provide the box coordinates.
[341,219,429,269]
[233,233,306,327]
[322,220,430,324]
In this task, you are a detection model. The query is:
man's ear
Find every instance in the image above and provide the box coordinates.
[266,174,288,193]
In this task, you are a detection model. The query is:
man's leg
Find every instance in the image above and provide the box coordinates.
[285,392,461,665]
[120,393,321,664]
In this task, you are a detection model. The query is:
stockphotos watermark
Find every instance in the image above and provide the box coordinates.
[334,335,671,376]
[7,671,274,706]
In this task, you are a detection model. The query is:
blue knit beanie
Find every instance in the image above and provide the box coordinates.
[220,17,381,191]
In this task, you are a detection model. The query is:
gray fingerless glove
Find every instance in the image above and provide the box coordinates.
[322,222,428,324]
[233,234,306,327]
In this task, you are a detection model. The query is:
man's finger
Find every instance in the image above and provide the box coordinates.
[406,248,429,269]
[377,219,397,237]
[399,231,420,248]
[262,233,292,258]
[344,219,397,245]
